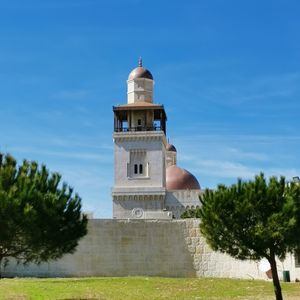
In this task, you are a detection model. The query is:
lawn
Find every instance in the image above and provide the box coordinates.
[0,277,299,300]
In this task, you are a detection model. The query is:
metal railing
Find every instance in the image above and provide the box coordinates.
[115,126,163,132]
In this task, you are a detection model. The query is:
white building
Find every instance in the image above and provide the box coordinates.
[112,59,201,219]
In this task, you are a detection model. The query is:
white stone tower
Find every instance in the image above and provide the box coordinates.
[112,59,171,219]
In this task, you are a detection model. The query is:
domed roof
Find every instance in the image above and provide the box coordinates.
[166,143,177,152]
[128,57,153,81]
[166,165,200,190]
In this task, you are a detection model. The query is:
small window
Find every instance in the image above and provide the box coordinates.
[134,164,138,174]
[137,119,142,126]
[139,164,143,174]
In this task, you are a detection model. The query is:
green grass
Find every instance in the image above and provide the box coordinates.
[0,277,299,300]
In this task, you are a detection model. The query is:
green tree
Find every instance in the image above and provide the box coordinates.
[181,207,201,218]
[0,153,88,276]
[199,174,300,300]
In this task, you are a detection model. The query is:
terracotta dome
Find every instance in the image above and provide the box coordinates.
[166,165,200,190]
[128,57,153,81]
[128,67,153,80]
[166,143,177,152]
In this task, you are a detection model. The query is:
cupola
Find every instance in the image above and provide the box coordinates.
[127,57,154,104]
[166,143,177,167]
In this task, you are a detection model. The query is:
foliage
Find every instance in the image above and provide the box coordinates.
[199,173,300,300]
[0,153,88,271]
[199,174,300,260]
[181,207,201,218]
[0,277,299,300]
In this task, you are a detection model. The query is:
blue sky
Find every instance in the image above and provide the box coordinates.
[1,0,300,218]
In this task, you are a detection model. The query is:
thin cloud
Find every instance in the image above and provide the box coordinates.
[180,147,269,163]
[8,146,112,163]
[195,159,257,179]
[189,159,299,183]
[52,89,91,100]
[204,72,300,107]
[171,132,300,189]
[222,147,267,161]
[176,133,300,144]
[59,168,112,189]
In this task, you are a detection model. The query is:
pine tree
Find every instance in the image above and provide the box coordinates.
[0,153,88,276]
[199,173,300,300]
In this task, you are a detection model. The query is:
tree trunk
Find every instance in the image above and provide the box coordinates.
[268,253,283,300]
[0,256,2,279]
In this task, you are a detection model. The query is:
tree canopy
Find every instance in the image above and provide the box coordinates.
[198,173,300,300]
[181,207,201,219]
[0,153,88,275]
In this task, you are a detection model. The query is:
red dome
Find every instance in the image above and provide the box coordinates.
[128,67,153,80]
[166,165,200,190]
[166,143,177,152]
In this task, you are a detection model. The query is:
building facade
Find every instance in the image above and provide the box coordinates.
[112,59,201,219]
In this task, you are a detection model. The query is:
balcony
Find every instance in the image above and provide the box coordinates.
[114,126,163,132]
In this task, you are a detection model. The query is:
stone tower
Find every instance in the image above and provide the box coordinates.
[112,59,172,219]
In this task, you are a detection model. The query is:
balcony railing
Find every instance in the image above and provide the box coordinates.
[115,126,163,132]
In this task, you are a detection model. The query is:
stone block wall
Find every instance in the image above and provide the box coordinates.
[3,219,300,281]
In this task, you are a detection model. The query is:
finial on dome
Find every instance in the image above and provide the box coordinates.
[128,58,153,80]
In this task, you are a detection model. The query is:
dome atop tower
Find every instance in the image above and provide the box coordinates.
[166,165,200,190]
[166,143,177,152]
[128,57,153,81]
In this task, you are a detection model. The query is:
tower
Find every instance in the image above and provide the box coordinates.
[112,59,171,219]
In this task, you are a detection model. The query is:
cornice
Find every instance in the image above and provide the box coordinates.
[113,131,167,144]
